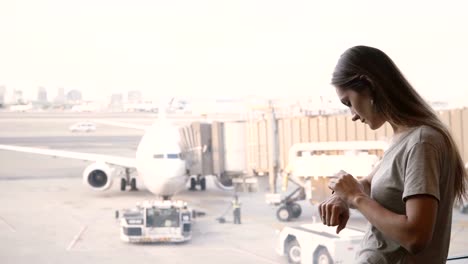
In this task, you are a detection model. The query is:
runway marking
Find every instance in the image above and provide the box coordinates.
[0,216,16,232]
[67,225,88,251]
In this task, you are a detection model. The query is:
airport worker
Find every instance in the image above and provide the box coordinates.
[318,45,467,263]
[232,195,241,224]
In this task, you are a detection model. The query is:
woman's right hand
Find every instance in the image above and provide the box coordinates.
[318,194,350,234]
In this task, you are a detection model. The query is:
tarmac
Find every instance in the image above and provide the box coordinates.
[0,112,467,264]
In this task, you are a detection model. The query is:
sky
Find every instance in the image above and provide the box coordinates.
[0,0,467,105]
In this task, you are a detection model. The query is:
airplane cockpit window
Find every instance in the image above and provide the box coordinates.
[167,153,180,159]
[153,154,180,159]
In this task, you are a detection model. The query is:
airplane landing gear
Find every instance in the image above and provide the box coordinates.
[200,177,206,190]
[121,178,127,191]
[130,178,137,191]
[120,168,137,191]
[189,175,207,191]
[189,178,197,191]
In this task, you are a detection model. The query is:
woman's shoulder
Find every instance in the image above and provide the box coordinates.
[407,125,446,148]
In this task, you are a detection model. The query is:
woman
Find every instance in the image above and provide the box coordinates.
[319,45,467,263]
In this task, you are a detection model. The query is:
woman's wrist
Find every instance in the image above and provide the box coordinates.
[351,193,368,208]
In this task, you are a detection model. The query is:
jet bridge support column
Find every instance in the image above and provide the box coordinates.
[267,101,279,194]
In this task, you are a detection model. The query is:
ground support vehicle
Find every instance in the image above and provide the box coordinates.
[276,222,364,264]
[118,200,193,243]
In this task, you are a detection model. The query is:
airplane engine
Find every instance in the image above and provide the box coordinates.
[82,162,114,191]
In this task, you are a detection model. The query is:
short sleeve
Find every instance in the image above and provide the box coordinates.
[402,142,440,202]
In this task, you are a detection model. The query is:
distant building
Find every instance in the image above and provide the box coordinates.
[12,89,24,104]
[66,89,82,103]
[109,93,124,111]
[37,86,48,103]
[54,87,66,104]
[127,90,142,103]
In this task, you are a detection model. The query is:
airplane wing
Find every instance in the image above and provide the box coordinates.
[0,144,136,168]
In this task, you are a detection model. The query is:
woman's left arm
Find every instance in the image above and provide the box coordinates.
[329,173,438,254]
[353,193,438,254]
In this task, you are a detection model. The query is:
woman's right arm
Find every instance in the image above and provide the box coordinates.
[318,160,380,231]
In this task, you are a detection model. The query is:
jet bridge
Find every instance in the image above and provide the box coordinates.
[179,121,249,191]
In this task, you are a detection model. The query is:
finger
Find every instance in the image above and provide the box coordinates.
[330,206,338,226]
[325,204,333,226]
[323,205,328,225]
[318,204,325,224]
[336,210,350,234]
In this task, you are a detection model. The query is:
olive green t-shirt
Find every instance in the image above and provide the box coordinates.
[355,126,455,264]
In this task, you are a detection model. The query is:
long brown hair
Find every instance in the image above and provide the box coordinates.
[331,45,467,203]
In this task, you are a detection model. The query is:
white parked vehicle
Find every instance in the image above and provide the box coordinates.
[118,200,193,243]
[69,122,97,132]
[276,222,364,264]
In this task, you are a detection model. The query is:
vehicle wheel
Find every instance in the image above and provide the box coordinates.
[130,178,137,191]
[276,206,291,222]
[290,203,302,218]
[286,239,301,264]
[200,177,206,191]
[314,247,333,264]
[189,178,197,191]
[120,178,126,191]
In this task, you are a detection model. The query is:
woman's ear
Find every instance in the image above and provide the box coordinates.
[359,75,373,87]
[360,75,375,94]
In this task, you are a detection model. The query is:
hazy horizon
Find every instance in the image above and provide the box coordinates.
[1,0,467,106]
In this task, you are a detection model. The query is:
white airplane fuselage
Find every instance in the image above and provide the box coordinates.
[135,121,189,197]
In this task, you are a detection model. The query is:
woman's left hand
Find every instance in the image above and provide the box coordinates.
[328,170,366,207]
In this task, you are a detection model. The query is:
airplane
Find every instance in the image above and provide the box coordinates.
[0,116,233,199]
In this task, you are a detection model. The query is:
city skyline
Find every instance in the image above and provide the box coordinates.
[1,0,467,106]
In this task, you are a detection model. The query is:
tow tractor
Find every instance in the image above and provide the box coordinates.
[118,199,193,243]
[276,222,364,264]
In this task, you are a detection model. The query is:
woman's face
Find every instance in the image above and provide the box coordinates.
[335,86,386,130]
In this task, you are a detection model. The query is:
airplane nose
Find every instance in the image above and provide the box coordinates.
[140,161,187,196]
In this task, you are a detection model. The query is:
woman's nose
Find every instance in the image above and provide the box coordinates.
[352,114,360,121]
